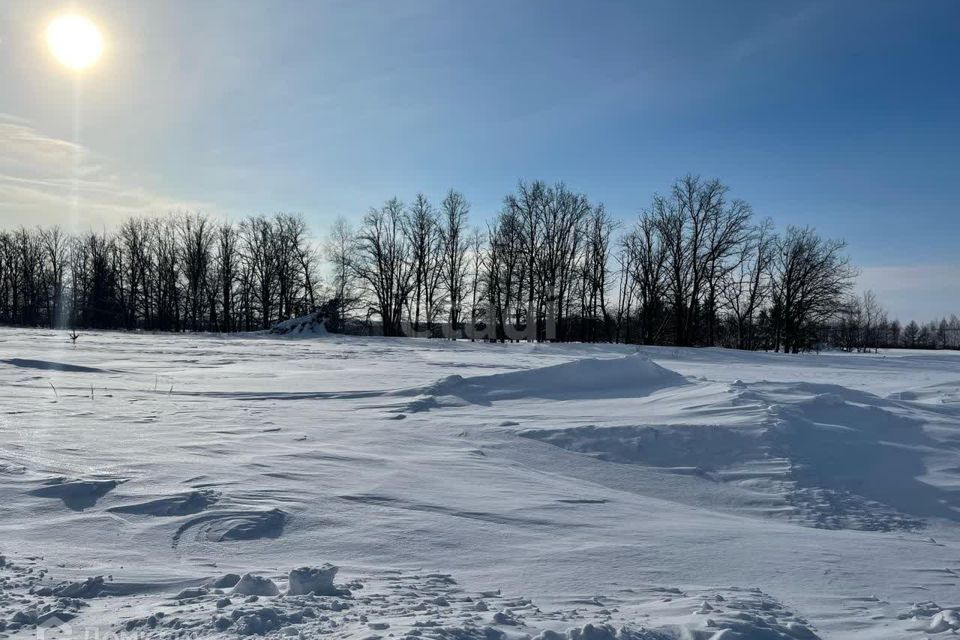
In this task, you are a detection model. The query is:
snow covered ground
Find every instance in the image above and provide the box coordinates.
[3,328,960,639]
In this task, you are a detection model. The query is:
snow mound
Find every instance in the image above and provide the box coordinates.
[900,602,960,634]
[108,489,219,517]
[233,573,280,596]
[410,354,686,407]
[269,311,328,337]
[288,564,341,596]
[28,477,123,511]
[524,378,952,532]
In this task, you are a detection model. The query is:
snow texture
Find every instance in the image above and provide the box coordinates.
[4,329,960,638]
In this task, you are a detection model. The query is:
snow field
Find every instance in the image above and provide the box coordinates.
[3,329,960,637]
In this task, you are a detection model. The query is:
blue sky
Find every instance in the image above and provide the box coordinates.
[0,1,958,319]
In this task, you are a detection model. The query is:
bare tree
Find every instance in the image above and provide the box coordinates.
[41,226,70,328]
[324,217,359,331]
[353,198,414,337]
[178,212,215,331]
[581,204,616,341]
[403,194,440,334]
[241,215,278,329]
[467,228,485,340]
[721,218,774,350]
[539,183,590,341]
[624,213,667,345]
[273,213,318,319]
[654,176,752,346]
[215,223,239,332]
[506,181,545,341]
[613,233,638,344]
[440,190,470,337]
[485,205,523,341]
[770,226,856,353]
[861,290,884,353]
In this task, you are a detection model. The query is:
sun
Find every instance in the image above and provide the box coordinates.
[47,14,103,70]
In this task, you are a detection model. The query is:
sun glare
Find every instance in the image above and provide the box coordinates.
[47,14,103,70]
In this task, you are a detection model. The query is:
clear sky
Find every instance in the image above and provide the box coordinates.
[1,1,958,320]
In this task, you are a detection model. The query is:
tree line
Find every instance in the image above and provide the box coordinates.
[0,213,319,332]
[330,176,860,352]
[0,175,950,352]
[830,292,960,352]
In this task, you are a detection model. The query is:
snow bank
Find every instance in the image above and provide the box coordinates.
[413,354,686,406]
[523,376,952,533]
[269,311,328,337]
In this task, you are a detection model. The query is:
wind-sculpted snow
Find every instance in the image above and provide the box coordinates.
[403,354,687,410]
[4,329,960,638]
[173,508,289,546]
[522,379,957,531]
[520,423,763,472]
[108,489,220,517]
[765,387,952,529]
[28,477,124,511]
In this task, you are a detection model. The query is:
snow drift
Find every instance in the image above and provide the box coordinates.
[522,378,958,532]
[409,353,686,407]
[269,311,328,336]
